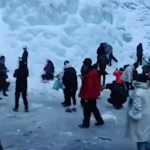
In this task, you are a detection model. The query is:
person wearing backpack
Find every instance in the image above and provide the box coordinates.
[41,59,55,81]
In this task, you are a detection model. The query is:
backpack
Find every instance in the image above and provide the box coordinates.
[123,64,129,71]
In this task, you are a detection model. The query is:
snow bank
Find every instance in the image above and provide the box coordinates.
[0,0,150,91]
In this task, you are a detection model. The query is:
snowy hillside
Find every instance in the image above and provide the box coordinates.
[0,0,150,87]
[0,0,150,150]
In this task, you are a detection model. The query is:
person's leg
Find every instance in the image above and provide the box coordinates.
[0,142,3,150]
[61,89,67,105]
[65,90,72,112]
[22,88,28,112]
[79,100,91,128]
[137,142,146,150]
[71,90,77,112]
[13,89,20,111]
[102,74,106,86]
[2,80,8,96]
[80,98,85,107]
[92,99,104,125]
[109,54,112,66]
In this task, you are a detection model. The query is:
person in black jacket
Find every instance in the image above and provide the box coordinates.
[63,61,78,112]
[136,43,143,66]
[0,56,9,97]
[22,46,28,66]
[102,82,127,109]
[97,43,109,86]
[13,60,29,112]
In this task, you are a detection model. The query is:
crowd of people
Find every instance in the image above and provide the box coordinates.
[1,42,150,150]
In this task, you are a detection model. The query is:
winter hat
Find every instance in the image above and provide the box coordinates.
[64,60,69,65]
[83,58,92,67]
[23,45,27,49]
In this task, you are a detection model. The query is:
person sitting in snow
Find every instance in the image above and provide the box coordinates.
[41,59,55,82]
[102,82,127,109]
[121,62,138,96]
[79,58,104,128]
[62,61,78,112]
[97,43,109,86]
[103,42,118,66]
[113,68,123,86]
[0,56,10,98]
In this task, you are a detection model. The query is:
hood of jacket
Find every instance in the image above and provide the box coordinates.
[64,63,76,74]
[134,81,149,89]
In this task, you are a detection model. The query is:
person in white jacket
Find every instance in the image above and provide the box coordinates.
[121,63,138,95]
[125,72,150,150]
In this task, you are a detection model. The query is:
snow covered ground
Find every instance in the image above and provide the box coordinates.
[0,0,150,149]
[0,88,136,150]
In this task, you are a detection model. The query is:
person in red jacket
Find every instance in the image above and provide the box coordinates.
[78,58,104,128]
[113,68,123,86]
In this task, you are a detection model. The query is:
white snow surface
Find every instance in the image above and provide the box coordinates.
[0,0,150,149]
[0,0,150,91]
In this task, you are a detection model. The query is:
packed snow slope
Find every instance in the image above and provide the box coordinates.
[0,0,150,90]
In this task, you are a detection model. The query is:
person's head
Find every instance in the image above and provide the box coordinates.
[133,62,138,69]
[23,46,27,51]
[83,58,92,69]
[119,68,124,71]
[0,56,5,63]
[142,65,150,80]
[19,60,25,69]
[64,60,69,66]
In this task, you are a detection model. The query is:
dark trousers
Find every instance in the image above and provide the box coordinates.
[137,56,142,66]
[65,90,77,106]
[123,81,130,95]
[83,99,104,127]
[109,53,118,65]
[0,142,3,150]
[15,88,28,110]
[42,74,53,81]
[63,89,67,103]
[0,81,10,93]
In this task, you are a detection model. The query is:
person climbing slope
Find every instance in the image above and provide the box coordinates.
[136,43,143,66]
[97,43,109,86]
[79,58,104,128]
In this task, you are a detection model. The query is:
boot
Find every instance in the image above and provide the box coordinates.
[13,108,19,112]
[78,124,89,129]
[66,108,72,113]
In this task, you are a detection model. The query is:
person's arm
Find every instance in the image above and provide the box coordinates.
[13,69,18,78]
[128,96,142,121]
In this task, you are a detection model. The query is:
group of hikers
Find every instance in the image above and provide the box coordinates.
[1,42,150,150]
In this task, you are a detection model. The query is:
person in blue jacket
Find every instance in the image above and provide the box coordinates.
[103,42,118,66]
[136,43,143,66]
